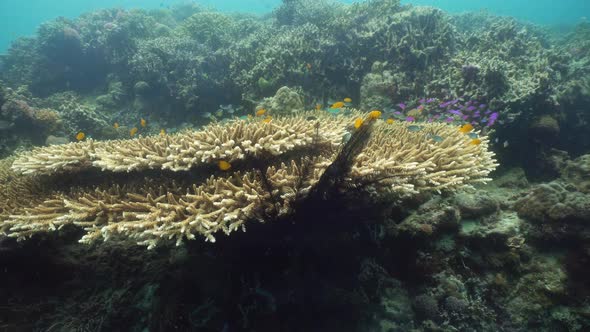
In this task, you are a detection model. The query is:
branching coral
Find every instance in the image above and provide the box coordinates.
[2,112,497,248]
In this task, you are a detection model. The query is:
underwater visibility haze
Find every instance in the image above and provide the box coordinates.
[0,0,590,331]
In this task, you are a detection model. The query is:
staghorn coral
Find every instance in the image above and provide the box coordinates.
[2,112,497,248]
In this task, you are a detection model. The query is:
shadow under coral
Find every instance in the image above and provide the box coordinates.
[0,190,421,332]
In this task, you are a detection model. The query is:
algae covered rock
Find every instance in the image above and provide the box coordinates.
[561,154,590,194]
[360,62,396,111]
[453,191,500,219]
[514,181,590,223]
[256,86,304,116]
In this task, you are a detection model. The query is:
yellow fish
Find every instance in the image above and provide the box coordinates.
[113,122,119,129]
[368,110,382,119]
[331,101,345,109]
[160,129,166,136]
[218,160,231,171]
[469,138,482,145]
[343,97,352,103]
[262,116,272,123]
[354,118,364,129]
[75,132,85,141]
[130,127,138,137]
[459,123,474,133]
[315,104,322,110]
[386,118,394,124]
[140,118,147,127]
[256,109,267,116]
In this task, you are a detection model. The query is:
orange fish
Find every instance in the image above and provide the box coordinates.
[262,116,272,123]
[354,118,364,129]
[343,97,352,103]
[469,139,482,145]
[368,110,382,119]
[218,160,231,171]
[75,132,85,141]
[160,129,166,136]
[315,104,322,110]
[256,109,266,116]
[140,118,147,127]
[386,118,394,124]
[113,122,119,129]
[331,101,345,109]
[459,123,474,133]
[130,127,138,137]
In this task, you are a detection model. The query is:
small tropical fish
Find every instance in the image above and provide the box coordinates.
[256,109,267,116]
[397,103,406,110]
[459,123,474,133]
[407,125,421,132]
[342,131,352,144]
[306,116,317,121]
[368,110,382,119]
[406,116,415,122]
[469,139,482,145]
[354,118,364,129]
[343,97,352,103]
[130,127,138,137]
[113,122,119,129]
[140,118,147,127]
[326,108,341,115]
[315,104,322,110]
[306,63,312,70]
[331,101,345,109]
[429,134,444,142]
[262,116,272,123]
[76,132,85,141]
[202,112,213,118]
[467,132,479,139]
[215,109,224,117]
[503,140,509,148]
[160,129,166,136]
[386,118,394,124]
[218,160,231,171]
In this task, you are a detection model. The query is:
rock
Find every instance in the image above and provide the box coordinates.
[388,202,461,237]
[530,114,560,140]
[561,154,590,194]
[133,81,151,96]
[514,181,590,223]
[514,180,590,241]
[45,135,69,146]
[453,192,500,218]
[360,62,397,111]
[492,168,529,189]
[256,86,304,116]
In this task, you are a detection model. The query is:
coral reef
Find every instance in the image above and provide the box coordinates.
[0,2,590,331]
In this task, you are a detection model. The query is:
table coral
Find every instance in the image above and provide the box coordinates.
[2,111,497,248]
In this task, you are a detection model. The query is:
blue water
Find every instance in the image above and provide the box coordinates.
[1,0,589,53]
